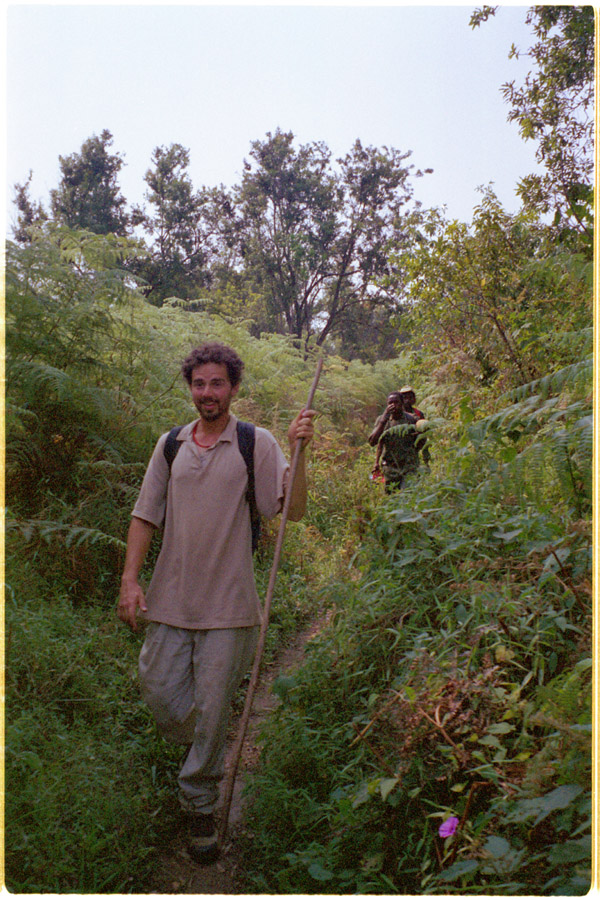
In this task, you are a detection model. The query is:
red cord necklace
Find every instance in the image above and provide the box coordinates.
[192,422,218,449]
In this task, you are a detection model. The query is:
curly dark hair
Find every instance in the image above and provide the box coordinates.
[181,342,245,387]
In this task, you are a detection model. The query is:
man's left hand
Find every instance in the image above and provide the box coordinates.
[288,407,316,451]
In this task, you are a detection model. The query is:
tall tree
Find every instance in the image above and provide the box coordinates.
[50,129,129,235]
[234,129,428,354]
[133,143,215,304]
[12,171,48,243]
[471,6,594,245]
[234,130,337,341]
[323,138,423,349]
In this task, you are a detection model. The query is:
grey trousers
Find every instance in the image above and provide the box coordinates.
[138,622,258,814]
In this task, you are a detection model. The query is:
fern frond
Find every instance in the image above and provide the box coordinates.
[7,518,127,550]
[7,360,70,395]
[479,409,593,511]
[384,423,417,438]
[6,400,38,425]
[505,356,592,403]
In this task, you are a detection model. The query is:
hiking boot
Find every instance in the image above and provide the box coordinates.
[187,812,219,865]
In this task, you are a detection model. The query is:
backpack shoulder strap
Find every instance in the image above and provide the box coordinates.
[164,426,184,471]
[236,420,261,554]
[236,420,255,462]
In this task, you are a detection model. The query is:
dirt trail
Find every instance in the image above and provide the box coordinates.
[148,617,324,894]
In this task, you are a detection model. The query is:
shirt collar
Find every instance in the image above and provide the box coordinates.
[178,413,238,444]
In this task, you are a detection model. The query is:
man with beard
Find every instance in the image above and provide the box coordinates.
[117,342,315,864]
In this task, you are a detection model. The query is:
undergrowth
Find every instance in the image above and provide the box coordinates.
[240,372,592,895]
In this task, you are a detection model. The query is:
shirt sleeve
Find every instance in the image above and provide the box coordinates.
[131,433,170,528]
[253,427,290,519]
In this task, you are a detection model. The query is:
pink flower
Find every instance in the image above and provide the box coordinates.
[439,816,460,838]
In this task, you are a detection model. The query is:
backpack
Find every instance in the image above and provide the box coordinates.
[163,421,261,553]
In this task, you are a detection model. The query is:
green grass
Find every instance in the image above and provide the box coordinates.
[5,572,172,892]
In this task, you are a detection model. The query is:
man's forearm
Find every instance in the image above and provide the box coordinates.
[285,407,315,521]
[368,413,389,447]
[121,516,155,582]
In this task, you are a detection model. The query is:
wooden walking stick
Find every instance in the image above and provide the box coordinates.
[218,356,324,845]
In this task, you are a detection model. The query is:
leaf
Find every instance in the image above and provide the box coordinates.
[379,778,399,802]
[493,528,523,542]
[495,645,516,663]
[454,603,469,623]
[506,785,583,825]
[438,859,479,882]
[272,675,297,701]
[481,836,525,874]
[308,862,334,882]
[532,785,584,826]
[543,547,571,572]
[362,852,384,873]
[547,836,591,864]
[352,783,371,808]
[478,734,502,748]
[487,722,514,735]
[484,835,512,858]
[391,549,421,568]
[392,511,424,524]
[20,750,44,771]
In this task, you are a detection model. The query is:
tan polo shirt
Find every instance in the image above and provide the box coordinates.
[132,414,289,629]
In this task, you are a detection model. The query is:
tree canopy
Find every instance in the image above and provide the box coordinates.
[131,143,208,303]
[231,129,428,353]
[471,5,594,245]
[49,129,130,235]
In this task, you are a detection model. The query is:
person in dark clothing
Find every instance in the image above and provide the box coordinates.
[371,393,419,492]
[369,389,430,478]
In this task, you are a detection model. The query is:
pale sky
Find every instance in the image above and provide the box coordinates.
[5,3,543,231]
